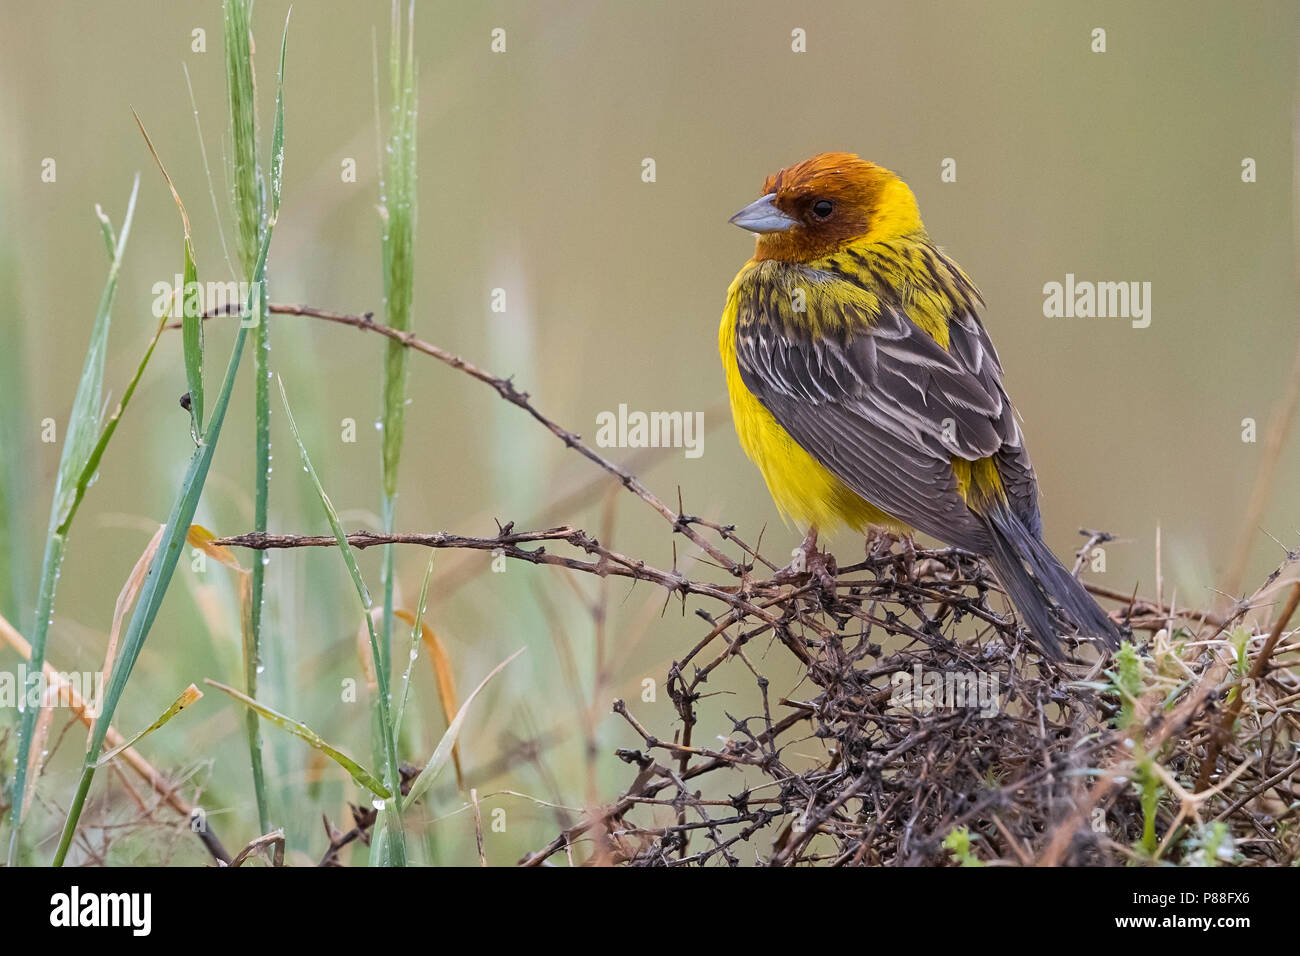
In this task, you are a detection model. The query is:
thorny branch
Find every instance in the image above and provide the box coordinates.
[204,304,1300,867]
[201,303,743,576]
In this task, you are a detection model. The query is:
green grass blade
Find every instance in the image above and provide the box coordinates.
[181,241,203,433]
[224,0,261,276]
[58,315,169,540]
[204,680,390,799]
[53,180,139,528]
[269,13,289,221]
[133,111,205,434]
[392,551,435,738]
[8,176,139,863]
[226,0,292,839]
[95,205,116,255]
[378,1,418,500]
[95,684,203,767]
[406,648,525,806]
[278,376,407,865]
[376,1,419,835]
[278,376,376,613]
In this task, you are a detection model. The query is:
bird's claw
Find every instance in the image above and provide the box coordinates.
[774,528,837,591]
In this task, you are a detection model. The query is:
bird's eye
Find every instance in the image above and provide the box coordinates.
[811,199,834,220]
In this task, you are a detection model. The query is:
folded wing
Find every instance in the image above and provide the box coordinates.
[733,261,1040,551]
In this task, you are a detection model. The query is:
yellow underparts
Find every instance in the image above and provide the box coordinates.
[720,291,905,533]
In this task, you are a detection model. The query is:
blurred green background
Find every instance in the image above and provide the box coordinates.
[0,0,1296,864]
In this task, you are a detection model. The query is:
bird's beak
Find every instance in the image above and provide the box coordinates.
[728,193,798,234]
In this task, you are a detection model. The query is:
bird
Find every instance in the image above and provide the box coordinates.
[718,151,1120,660]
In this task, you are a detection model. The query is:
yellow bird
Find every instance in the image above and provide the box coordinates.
[719,152,1119,659]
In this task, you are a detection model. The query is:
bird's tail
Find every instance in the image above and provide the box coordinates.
[981,505,1122,660]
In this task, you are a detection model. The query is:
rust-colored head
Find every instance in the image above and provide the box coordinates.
[729,152,924,262]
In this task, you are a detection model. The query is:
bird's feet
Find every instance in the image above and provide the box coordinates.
[774,526,838,591]
[866,528,896,560]
[866,528,915,559]
[866,529,922,577]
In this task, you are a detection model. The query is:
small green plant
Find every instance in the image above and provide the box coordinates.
[1110,641,1145,731]
[1105,641,1168,860]
[942,826,984,867]
[1133,761,1162,858]
[1227,626,1253,698]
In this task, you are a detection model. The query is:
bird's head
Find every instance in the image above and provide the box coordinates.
[729,152,924,262]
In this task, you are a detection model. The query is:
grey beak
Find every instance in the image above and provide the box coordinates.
[728,193,799,234]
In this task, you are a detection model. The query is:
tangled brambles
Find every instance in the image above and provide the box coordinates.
[521,535,1300,867]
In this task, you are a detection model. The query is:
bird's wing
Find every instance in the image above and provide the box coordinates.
[947,298,1043,537]
[734,265,1038,549]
